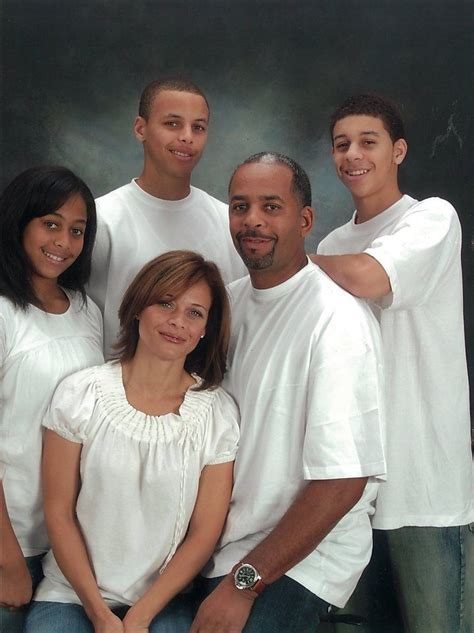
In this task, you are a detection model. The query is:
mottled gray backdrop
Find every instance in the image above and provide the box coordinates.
[1,0,473,405]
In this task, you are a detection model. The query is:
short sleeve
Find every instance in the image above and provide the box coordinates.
[202,387,240,466]
[86,212,112,316]
[0,312,6,366]
[0,312,8,476]
[43,366,99,443]
[364,198,461,311]
[304,296,386,481]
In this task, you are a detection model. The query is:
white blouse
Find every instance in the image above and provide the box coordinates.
[0,293,104,555]
[35,361,239,606]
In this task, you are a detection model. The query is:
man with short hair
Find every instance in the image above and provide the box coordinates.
[191,152,386,633]
[313,94,473,632]
[88,78,245,357]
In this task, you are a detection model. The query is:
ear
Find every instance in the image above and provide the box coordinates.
[300,206,314,236]
[393,138,408,165]
[134,116,147,142]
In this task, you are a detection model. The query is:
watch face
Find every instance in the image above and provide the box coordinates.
[234,564,257,589]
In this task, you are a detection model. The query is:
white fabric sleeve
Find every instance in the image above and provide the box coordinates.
[0,312,8,475]
[303,300,386,481]
[202,388,240,465]
[86,213,111,316]
[364,198,461,311]
[85,295,105,350]
[42,367,98,443]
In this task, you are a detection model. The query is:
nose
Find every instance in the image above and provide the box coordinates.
[346,142,363,161]
[178,124,193,144]
[167,309,185,328]
[53,230,71,250]
[243,205,264,228]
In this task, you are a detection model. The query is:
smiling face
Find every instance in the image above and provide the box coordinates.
[332,114,407,215]
[134,89,209,184]
[22,194,87,292]
[136,279,212,363]
[229,161,313,288]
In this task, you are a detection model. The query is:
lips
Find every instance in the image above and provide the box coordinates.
[159,331,186,344]
[237,231,275,243]
[41,248,67,263]
[169,148,195,160]
[343,167,370,178]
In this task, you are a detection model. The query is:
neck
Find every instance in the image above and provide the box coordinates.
[354,186,403,223]
[31,277,69,313]
[123,345,191,394]
[136,165,191,201]
[249,251,308,290]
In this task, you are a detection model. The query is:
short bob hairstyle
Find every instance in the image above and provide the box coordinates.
[115,250,231,391]
[0,165,97,310]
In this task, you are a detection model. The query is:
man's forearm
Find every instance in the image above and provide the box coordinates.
[310,253,390,299]
[240,477,367,584]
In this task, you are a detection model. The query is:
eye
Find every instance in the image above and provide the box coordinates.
[164,121,179,128]
[188,309,204,319]
[265,204,280,212]
[231,203,247,213]
[44,220,59,229]
[71,227,84,237]
[335,142,349,151]
[157,300,173,309]
[193,124,207,133]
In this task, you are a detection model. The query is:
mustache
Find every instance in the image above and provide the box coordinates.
[236,229,277,241]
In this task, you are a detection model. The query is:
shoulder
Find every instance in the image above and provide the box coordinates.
[226,276,251,303]
[67,292,102,324]
[0,296,18,321]
[190,186,227,214]
[54,362,103,397]
[317,217,354,252]
[401,196,459,225]
[387,196,462,248]
[95,182,135,219]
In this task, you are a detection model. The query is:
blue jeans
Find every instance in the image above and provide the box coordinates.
[335,524,474,633]
[194,574,331,632]
[0,553,45,633]
[386,524,474,633]
[25,593,193,633]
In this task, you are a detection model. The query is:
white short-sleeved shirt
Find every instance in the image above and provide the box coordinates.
[35,361,240,606]
[204,261,386,608]
[0,293,103,555]
[88,180,246,358]
[318,195,473,529]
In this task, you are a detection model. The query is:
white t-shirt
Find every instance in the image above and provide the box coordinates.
[0,293,103,556]
[35,361,240,606]
[318,195,473,529]
[204,261,386,608]
[88,180,246,358]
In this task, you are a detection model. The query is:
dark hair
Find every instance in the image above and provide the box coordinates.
[138,77,209,120]
[329,93,405,143]
[115,250,230,391]
[229,151,312,207]
[0,165,97,310]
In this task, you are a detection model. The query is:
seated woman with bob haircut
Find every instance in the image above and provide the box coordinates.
[27,250,239,633]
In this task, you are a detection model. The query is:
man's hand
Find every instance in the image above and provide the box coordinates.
[190,576,256,633]
[0,555,32,609]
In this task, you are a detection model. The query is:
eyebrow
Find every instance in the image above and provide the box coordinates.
[47,211,87,224]
[333,130,381,141]
[165,113,208,123]
[230,194,285,202]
